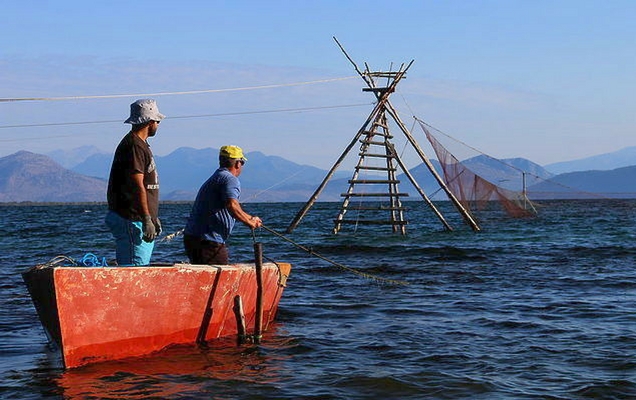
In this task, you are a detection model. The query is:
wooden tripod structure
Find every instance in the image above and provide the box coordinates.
[286,39,480,234]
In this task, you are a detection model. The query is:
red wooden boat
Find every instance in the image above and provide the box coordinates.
[22,260,291,369]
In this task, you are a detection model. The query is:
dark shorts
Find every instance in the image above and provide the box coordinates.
[183,234,229,265]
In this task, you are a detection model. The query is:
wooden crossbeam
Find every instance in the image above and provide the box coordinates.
[334,219,409,225]
[341,205,408,211]
[362,130,393,138]
[362,87,394,94]
[356,165,396,171]
[358,152,394,158]
[348,179,401,184]
[341,192,409,197]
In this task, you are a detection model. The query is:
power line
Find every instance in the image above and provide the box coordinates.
[0,76,357,102]
[0,120,122,130]
[0,102,372,132]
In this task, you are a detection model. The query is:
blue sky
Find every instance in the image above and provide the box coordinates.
[1,0,634,169]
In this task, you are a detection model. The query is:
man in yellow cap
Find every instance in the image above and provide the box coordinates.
[183,145,262,265]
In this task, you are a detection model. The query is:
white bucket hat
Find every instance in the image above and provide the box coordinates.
[124,99,165,125]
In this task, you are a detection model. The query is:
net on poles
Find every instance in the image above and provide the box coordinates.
[418,121,535,218]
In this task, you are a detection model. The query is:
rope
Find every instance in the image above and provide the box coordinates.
[260,225,408,286]
[0,76,358,103]
[79,253,108,267]
[414,117,527,174]
[245,167,313,201]
[42,255,77,267]
[41,253,109,267]
[415,117,633,202]
[0,103,372,131]
[156,226,408,285]
[157,229,184,243]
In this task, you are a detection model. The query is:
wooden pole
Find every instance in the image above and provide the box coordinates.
[287,52,409,233]
[233,295,247,345]
[336,37,479,231]
[386,142,453,231]
[253,242,264,344]
[388,107,481,231]
[286,92,389,233]
[196,271,222,344]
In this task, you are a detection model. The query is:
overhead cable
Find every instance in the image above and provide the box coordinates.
[0,102,373,131]
[0,76,358,103]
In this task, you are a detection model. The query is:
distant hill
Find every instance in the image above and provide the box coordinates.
[528,165,636,199]
[238,150,348,202]
[0,151,106,202]
[156,147,349,201]
[5,145,636,203]
[60,144,636,184]
[66,146,349,202]
[47,145,106,169]
[545,146,636,174]
[153,147,218,198]
[72,152,112,179]
[462,156,552,190]
[397,156,552,199]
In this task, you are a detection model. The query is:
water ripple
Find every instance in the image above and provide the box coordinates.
[1,201,636,399]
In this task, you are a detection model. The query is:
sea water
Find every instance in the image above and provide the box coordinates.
[1,200,635,399]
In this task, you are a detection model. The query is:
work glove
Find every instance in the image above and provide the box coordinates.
[154,217,162,235]
[142,215,157,242]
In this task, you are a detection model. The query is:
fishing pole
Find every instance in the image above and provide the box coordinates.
[260,225,408,286]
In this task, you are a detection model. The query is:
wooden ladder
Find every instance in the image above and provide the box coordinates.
[333,112,409,234]
[285,43,480,234]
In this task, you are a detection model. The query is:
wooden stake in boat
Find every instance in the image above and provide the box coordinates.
[253,242,264,344]
[233,295,247,345]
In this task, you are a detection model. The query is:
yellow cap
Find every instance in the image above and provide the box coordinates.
[219,145,247,161]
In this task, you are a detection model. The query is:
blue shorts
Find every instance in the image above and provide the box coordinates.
[105,210,154,266]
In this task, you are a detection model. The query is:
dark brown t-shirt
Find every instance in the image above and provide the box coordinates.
[107,132,159,221]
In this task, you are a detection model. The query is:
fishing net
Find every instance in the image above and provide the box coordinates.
[417,120,536,218]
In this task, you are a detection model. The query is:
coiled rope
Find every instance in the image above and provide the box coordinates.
[42,253,109,267]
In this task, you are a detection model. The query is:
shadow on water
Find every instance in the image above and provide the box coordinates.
[51,333,295,400]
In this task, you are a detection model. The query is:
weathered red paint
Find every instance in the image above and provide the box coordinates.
[22,262,291,368]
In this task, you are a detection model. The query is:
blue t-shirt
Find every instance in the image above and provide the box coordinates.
[184,168,241,243]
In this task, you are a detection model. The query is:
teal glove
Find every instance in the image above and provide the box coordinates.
[142,215,157,242]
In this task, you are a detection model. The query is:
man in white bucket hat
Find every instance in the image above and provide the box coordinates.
[105,99,165,266]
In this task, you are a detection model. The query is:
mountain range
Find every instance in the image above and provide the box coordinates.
[544,146,636,175]
[0,151,106,202]
[1,145,635,203]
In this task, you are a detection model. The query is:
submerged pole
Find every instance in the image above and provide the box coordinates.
[253,242,264,344]
[233,295,247,345]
